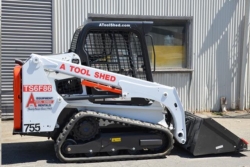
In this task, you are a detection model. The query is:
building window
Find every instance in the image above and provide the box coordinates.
[148,25,186,70]
[89,15,192,71]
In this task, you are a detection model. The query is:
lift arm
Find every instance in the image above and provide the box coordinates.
[26,53,186,144]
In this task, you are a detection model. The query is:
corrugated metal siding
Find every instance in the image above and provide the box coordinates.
[153,72,191,110]
[1,0,52,115]
[190,0,245,111]
[245,47,250,109]
[0,0,2,116]
[53,0,246,111]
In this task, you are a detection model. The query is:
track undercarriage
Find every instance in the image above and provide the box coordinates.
[55,110,174,163]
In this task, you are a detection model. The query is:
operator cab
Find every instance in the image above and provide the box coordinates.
[68,21,154,105]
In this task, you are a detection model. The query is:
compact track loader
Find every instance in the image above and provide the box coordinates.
[12,21,248,162]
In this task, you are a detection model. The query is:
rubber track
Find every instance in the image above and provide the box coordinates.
[54,110,174,163]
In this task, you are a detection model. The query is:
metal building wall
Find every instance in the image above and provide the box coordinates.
[245,48,250,109]
[0,0,2,115]
[53,0,246,112]
[153,73,191,110]
[1,0,53,116]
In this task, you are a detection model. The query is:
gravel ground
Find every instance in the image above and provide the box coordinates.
[1,115,250,167]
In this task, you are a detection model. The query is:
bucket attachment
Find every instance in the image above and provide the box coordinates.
[180,112,248,156]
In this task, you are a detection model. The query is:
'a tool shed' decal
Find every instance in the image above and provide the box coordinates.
[26,93,54,110]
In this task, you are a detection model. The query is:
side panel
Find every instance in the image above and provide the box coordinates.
[21,58,67,132]
[66,99,167,128]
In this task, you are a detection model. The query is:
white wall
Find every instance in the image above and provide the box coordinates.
[53,0,248,112]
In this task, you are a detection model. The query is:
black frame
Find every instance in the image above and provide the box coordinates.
[73,21,154,81]
[69,21,157,106]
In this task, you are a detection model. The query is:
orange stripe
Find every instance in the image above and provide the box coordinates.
[13,65,22,130]
[82,80,122,94]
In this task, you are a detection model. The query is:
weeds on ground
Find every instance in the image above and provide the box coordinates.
[211,111,224,116]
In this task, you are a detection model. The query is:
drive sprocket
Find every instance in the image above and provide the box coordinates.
[71,117,99,142]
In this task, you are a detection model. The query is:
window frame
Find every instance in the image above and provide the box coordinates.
[88,14,193,72]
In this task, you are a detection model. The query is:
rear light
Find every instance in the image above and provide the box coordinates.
[241,138,249,145]
[13,65,22,130]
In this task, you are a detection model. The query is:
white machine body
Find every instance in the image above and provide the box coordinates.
[21,52,186,144]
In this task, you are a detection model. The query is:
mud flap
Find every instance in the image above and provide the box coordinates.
[180,112,248,156]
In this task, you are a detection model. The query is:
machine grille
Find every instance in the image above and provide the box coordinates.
[55,78,83,95]
[84,30,147,80]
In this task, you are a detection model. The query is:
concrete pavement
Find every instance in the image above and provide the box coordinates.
[1,115,250,167]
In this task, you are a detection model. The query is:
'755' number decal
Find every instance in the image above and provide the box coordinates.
[24,123,41,132]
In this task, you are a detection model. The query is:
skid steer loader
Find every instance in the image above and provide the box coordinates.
[12,21,248,162]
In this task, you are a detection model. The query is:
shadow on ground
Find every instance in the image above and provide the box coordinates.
[1,141,247,165]
[2,141,60,164]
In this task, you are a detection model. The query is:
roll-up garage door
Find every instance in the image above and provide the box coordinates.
[1,0,52,118]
